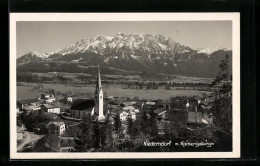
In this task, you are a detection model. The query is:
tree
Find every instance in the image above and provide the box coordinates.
[103,114,114,151]
[148,111,158,138]
[74,116,94,152]
[92,121,102,150]
[114,112,122,136]
[165,84,171,90]
[210,54,232,132]
[66,91,73,97]
[48,89,55,95]
[140,111,150,137]
[92,115,113,151]
[127,118,134,139]
[132,96,139,101]
[48,124,56,152]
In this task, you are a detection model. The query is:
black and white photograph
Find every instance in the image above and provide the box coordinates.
[10,13,240,159]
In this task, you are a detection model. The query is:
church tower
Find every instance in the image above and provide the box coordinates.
[94,66,105,121]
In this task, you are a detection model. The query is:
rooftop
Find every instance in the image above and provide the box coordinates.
[108,100,120,105]
[44,135,61,152]
[168,111,187,122]
[42,103,61,109]
[23,105,41,111]
[70,99,95,110]
[46,121,65,127]
[145,102,156,105]
[187,112,202,124]
[120,101,136,107]
[17,98,38,104]
[154,109,167,115]
[122,106,135,111]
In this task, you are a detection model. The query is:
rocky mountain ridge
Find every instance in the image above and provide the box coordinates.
[17,33,232,78]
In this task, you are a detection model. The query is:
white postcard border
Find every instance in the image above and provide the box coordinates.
[10,13,240,159]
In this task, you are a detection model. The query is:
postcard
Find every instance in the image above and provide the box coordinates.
[10,13,240,159]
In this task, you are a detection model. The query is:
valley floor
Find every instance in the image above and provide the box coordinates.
[17,83,211,100]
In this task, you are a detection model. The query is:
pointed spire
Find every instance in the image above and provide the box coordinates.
[95,65,102,93]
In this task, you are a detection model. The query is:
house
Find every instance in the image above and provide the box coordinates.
[23,105,41,117]
[154,109,167,119]
[59,137,75,152]
[194,97,202,104]
[187,111,203,124]
[119,109,136,121]
[67,97,73,103]
[168,108,203,124]
[119,110,128,121]
[41,93,56,103]
[41,93,54,99]
[151,99,163,103]
[17,98,39,110]
[122,105,135,111]
[163,103,171,110]
[143,102,164,110]
[17,125,25,141]
[106,96,115,100]
[202,113,213,124]
[133,109,140,113]
[129,110,136,121]
[34,135,61,152]
[70,99,95,119]
[108,100,120,109]
[61,105,71,113]
[157,120,169,135]
[186,101,190,109]
[167,109,187,122]
[197,100,212,110]
[46,97,56,103]
[16,108,20,114]
[47,121,66,136]
[145,101,156,105]
[44,135,61,151]
[120,101,136,107]
[41,104,61,114]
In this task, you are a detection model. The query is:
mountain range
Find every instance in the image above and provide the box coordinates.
[17,33,232,78]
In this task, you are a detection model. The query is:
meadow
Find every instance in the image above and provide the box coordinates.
[17,83,211,101]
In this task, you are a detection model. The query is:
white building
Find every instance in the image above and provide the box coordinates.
[41,104,61,114]
[94,66,105,121]
[67,97,73,103]
[48,121,66,136]
[186,101,190,109]
[46,97,56,103]
[41,93,56,103]
[119,110,136,121]
[69,66,105,121]
[145,101,156,105]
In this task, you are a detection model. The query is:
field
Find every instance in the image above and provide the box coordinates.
[17,83,211,101]
[18,71,214,83]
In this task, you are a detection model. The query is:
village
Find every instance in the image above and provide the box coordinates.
[16,68,220,152]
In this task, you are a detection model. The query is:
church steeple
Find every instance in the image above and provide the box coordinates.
[94,65,105,121]
[95,65,102,94]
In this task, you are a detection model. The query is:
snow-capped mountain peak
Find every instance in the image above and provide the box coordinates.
[50,33,190,56]
[17,33,232,78]
[17,33,231,69]
[196,47,230,54]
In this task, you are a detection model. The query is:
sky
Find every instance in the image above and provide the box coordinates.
[17,21,232,58]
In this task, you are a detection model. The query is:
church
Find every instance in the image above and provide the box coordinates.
[69,66,105,121]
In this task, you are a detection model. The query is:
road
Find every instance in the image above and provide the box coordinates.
[17,131,44,152]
